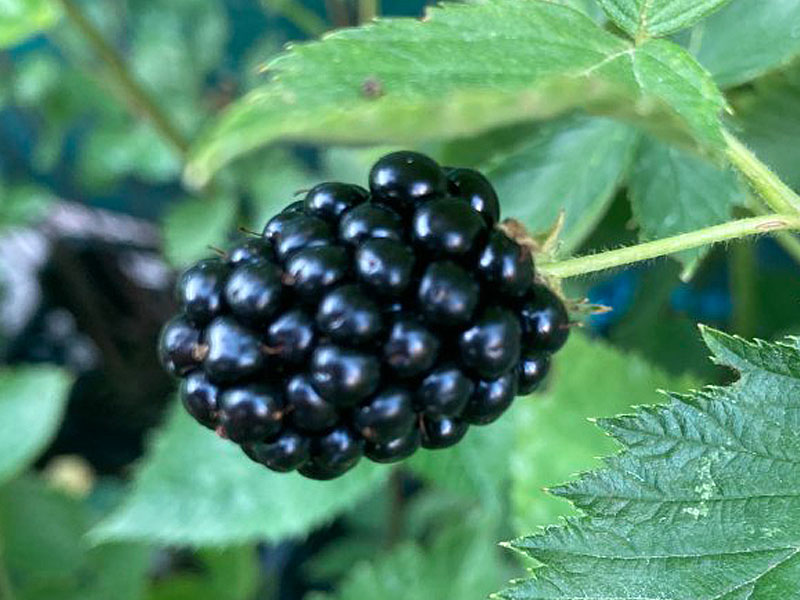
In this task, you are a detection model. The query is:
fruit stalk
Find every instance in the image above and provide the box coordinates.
[538,214,800,279]
[55,0,190,158]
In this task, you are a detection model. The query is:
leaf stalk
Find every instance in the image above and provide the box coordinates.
[538,214,800,279]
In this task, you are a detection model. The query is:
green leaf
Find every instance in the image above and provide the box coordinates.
[691,0,800,88]
[311,514,507,600]
[0,184,53,229]
[596,0,732,39]
[511,334,696,532]
[628,137,745,274]
[0,367,72,485]
[91,404,389,547]
[186,0,727,187]
[480,115,638,256]
[500,327,800,599]
[0,0,60,49]
[0,477,149,600]
[407,410,514,511]
[162,195,238,267]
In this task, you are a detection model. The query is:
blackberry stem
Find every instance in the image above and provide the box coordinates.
[538,214,800,279]
[260,0,328,37]
[54,0,190,158]
[724,130,800,215]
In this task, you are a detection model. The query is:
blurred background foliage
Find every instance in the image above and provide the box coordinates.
[0,0,799,599]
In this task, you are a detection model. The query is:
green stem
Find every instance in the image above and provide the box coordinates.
[358,0,379,22]
[724,130,800,215]
[730,241,757,337]
[261,0,328,37]
[539,214,800,279]
[55,0,190,158]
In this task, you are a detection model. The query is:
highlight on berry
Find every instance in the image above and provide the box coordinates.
[158,151,570,480]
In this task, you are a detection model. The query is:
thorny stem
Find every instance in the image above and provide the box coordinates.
[260,0,328,37]
[724,130,800,215]
[55,0,190,158]
[543,131,800,279]
[538,215,800,279]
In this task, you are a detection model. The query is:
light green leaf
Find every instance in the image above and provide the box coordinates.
[0,367,72,485]
[596,0,733,39]
[481,115,638,256]
[162,195,237,267]
[500,328,800,599]
[0,477,149,600]
[407,409,514,511]
[0,0,60,49]
[511,334,696,533]
[628,137,745,274]
[185,0,727,187]
[311,515,507,600]
[91,404,389,547]
[691,0,800,88]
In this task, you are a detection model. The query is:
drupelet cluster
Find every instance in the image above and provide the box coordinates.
[158,151,570,480]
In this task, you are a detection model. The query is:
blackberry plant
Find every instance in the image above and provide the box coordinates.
[159,151,569,480]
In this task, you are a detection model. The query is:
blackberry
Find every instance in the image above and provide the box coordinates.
[159,150,570,479]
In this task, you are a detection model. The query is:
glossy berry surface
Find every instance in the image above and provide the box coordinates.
[305,182,368,222]
[219,384,284,443]
[243,430,310,472]
[477,230,534,298]
[519,284,571,352]
[446,167,501,227]
[176,259,228,325]
[159,150,570,479]
[369,151,447,213]
[224,261,283,324]
[354,388,415,443]
[459,307,522,379]
[158,316,202,376]
[420,416,468,450]
[412,197,487,259]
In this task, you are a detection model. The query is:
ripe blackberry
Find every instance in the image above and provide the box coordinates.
[159,150,571,480]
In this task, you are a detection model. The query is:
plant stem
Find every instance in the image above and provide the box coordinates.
[261,0,328,37]
[55,0,190,158]
[724,130,800,215]
[358,0,379,22]
[730,241,756,338]
[539,214,800,279]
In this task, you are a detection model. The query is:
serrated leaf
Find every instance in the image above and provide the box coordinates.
[0,0,60,49]
[186,0,727,187]
[481,115,638,256]
[511,334,696,532]
[310,515,507,600]
[691,0,800,88]
[407,410,514,511]
[91,404,389,547]
[0,477,148,600]
[628,137,745,274]
[500,327,800,599]
[0,367,72,485]
[596,0,732,39]
[162,195,237,267]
